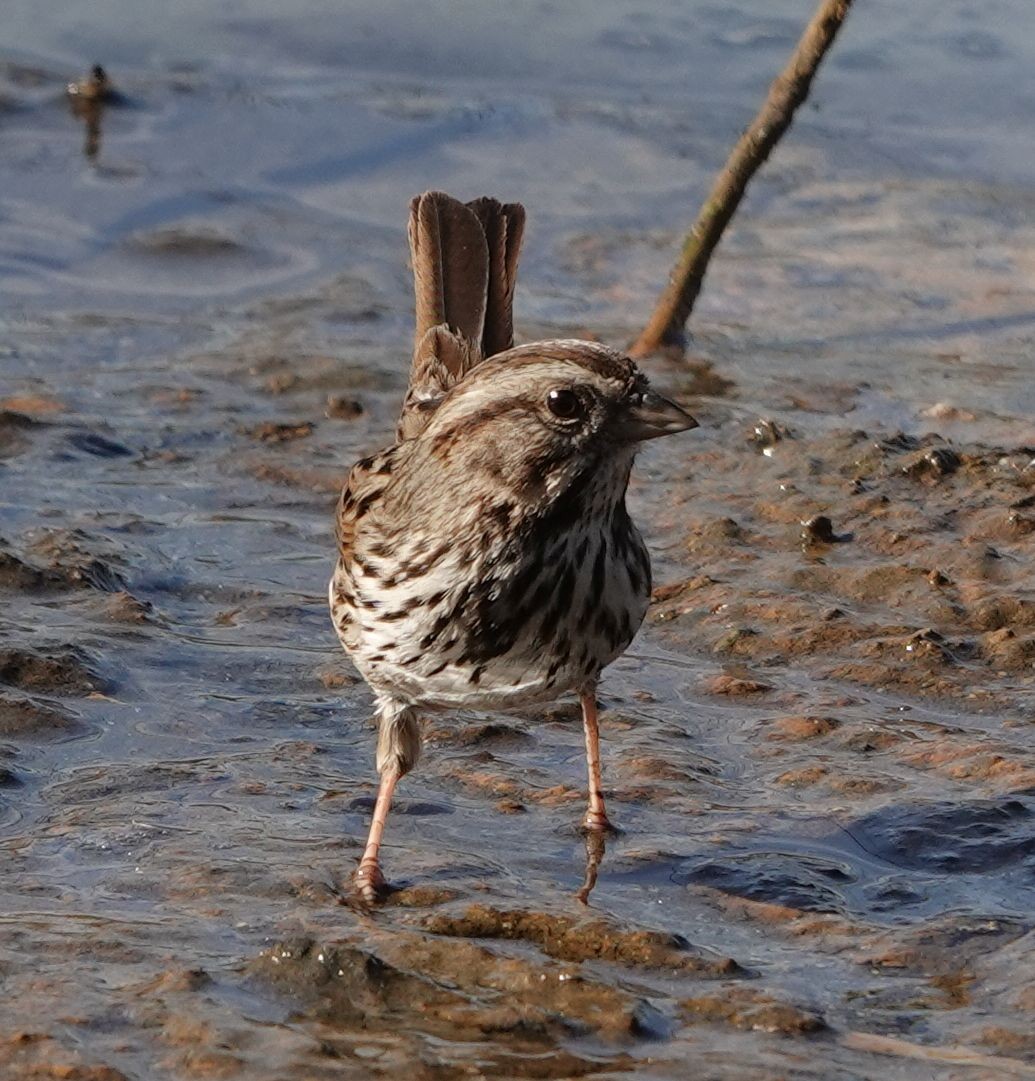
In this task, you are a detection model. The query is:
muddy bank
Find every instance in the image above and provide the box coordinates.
[3,299,1034,1079]
[3,2,1035,1078]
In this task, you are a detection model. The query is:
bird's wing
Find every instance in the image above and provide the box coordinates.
[335,445,400,560]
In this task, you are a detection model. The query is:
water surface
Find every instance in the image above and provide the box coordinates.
[2,3,1035,1078]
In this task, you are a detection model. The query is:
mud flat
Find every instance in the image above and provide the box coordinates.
[3,1,1035,1077]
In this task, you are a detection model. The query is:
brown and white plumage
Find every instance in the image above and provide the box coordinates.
[329,192,697,899]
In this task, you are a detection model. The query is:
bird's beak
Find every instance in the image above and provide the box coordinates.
[618,391,698,442]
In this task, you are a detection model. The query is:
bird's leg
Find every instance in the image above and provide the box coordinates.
[355,767,398,900]
[579,687,614,832]
[354,699,420,901]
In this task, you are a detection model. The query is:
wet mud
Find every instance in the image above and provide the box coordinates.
[3,2,1035,1078]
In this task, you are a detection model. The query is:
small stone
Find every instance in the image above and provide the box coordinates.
[681,989,825,1035]
[749,418,792,450]
[801,515,836,544]
[246,420,314,442]
[103,591,153,623]
[326,396,364,420]
[687,518,743,553]
[317,667,357,689]
[713,628,759,654]
[767,716,840,741]
[264,372,298,394]
[842,728,900,753]
[703,674,772,696]
[151,967,212,993]
[1008,511,1035,535]
[355,1046,385,1059]
[903,445,960,479]
[903,627,951,661]
[921,402,975,422]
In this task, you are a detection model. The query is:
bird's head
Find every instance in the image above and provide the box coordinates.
[413,340,697,503]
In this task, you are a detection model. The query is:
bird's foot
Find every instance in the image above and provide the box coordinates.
[354,860,391,904]
[581,808,619,834]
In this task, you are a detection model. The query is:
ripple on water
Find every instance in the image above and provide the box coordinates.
[848,797,1035,875]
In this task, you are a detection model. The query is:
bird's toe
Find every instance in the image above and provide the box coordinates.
[582,809,620,834]
[354,861,391,903]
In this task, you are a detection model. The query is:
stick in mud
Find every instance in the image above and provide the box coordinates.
[628,0,854,359]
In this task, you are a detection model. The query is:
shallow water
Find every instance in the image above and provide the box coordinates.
[2,3,1035,1079]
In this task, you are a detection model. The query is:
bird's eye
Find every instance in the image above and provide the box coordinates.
[546,388,583,420]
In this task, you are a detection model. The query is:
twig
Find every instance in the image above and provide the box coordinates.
[628,0,853,358]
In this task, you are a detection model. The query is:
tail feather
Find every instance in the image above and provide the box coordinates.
[398,191,525,440]
[465,196,525,359]
[409,191,489,355]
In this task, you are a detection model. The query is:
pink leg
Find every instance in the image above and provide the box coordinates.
[354,768,399,901]
[580,689,614,832]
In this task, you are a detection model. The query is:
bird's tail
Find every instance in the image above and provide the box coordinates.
[397,191,525,440]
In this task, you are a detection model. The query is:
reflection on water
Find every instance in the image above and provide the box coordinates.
[577,827,608,904]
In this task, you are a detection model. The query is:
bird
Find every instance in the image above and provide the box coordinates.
[66,65,118,160]
[329,191,698,900]
[66,65,115,104]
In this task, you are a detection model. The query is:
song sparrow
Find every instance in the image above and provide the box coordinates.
[330,192,697,900]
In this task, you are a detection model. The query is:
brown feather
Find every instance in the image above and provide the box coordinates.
[396,326,479,441]
[398,191,526,441]
[335,448,398,558]
[465,197,525,359]
[409,192,488,358]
